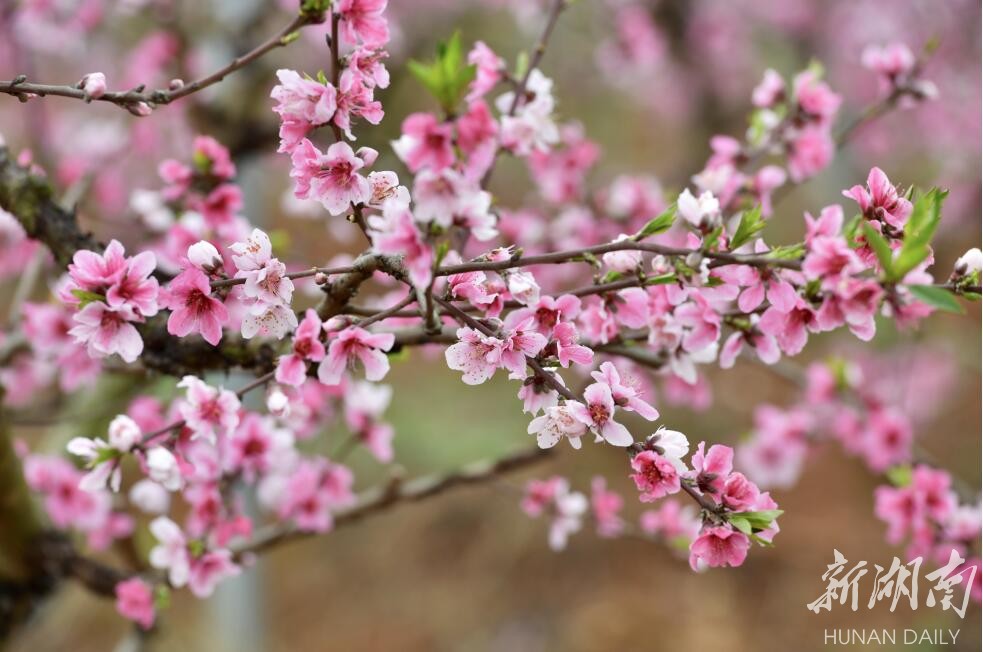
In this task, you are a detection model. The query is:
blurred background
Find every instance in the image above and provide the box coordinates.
[1,0,980,650]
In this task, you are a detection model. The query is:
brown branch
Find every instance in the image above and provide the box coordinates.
[436,241,802,276]
[234,446,553,557]
[0,13,319,112]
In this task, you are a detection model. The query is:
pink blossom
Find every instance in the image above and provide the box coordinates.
[177,375,240,442]
[290,139,373,215]
[690,441,734,498]
[862,43,915,82]
[862,408,912,472]
[239,257,294,306]
[226,414,294,481]
[721,472,760,511]
[592,361,659,420]
[194,135,236,180]
[567,382,633,446]
[497,317,548,379]
[391,113,455,173]
[758,299,819,355]
[348,46,390,89]
[677,188,720,230]
[336,0,389,48]
[262,458,354,532]
[271,69,337,152]
[590,476,624,537]
[689,526,751,570]
[115,578,155,630]
[639,501,700,540]
[753,165,787,217]
[229,228,272,272]
[787,126,833,183]
[466,41,503,101]
[444,327,504,385]
[630,450,681,501]
[241,303,298,340]
[161,267,228,346]
[318,326,395,385]
[792,70,841,123]
[552,321,593,367]
[528,404,586,450]
[842,167,913,230]
[803,235,863,286]
[68,302,143,363]
[751,68,785,108]
[148,516,190,587]
[188,549,240,598]
[333,68,384,138]
[277,309,325,386]
[511,294,582,336]
[368,200,434,288]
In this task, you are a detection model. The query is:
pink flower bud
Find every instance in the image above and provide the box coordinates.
[314,272,329,285]
[79,72,107,100]
[108,414,141,452]
[266,387,291,418]
[187,240,222,272]
[146,447,182,491]
[168,78,185,90]
[128,102,152,117]
[955,248,983,276]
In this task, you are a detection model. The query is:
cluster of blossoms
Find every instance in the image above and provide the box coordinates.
[735,354,981,597]
[0,0,977,636]
[62,240,159,363]
[521,431,780,569]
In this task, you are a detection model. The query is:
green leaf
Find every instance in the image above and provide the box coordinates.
[728,516,752,535]
[600,270,625,284]
[907,284,964,314]
[71,289,106,309]
[729,205,765,251]
[862,222,894,276]
[408,31,476,114]
[153,585,171,610]
[842,214,863,247]
[735,509,783,532]
[885,465,912,487]
[892,188,947,281]
[514,51,529,80]
[766,242,806,260]
[644,272,677,286]
[632,203,676,240]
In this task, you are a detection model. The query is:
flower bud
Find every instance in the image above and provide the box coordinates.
[168,78,185,91]
[954,247,983,276]
[108,414,141,452]
[127,101,152,117]
[79,72,107,101]
[146,447,182,491]
[267,386,291,418]
[314,271,329,285]
[129,478,170,514]
[187,240,223,272]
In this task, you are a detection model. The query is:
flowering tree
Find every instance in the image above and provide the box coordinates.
[0,0,979,640]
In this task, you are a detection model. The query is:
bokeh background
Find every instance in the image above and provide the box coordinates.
[1,0,980,650]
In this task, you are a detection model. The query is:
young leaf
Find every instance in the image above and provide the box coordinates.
[633,203,676,240]
[729,205,765,251]
[728,516,752,535]
[862,222,894,276]
[891,188,947,281]
[885,465,912,488]
[907,284,964,314]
